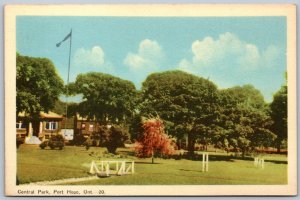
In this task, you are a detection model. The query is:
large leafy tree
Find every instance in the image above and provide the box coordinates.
[17,53,64,136]
[73,72,138,124]
[140,70,219,156]
[215,85,276,156]
[270,84,287,152]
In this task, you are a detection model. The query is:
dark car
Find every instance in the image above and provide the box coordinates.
[40,134,65,150]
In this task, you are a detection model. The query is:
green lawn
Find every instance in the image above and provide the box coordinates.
[17,145,287,185]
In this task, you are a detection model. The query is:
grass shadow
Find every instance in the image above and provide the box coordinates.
[134,161,161,165]
[179,169,202,173]
[265,160,288,164]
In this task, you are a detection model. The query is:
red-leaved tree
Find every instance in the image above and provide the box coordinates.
[135,118,176,163]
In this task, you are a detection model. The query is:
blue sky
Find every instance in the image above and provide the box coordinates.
[17,16,286,102]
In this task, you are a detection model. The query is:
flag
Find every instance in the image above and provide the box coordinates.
[56,30,72,47]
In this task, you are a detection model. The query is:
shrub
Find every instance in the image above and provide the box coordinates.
[39,141,48,149]
[16,137,24,149]
[71,134,87,146]
[40,134,64,150]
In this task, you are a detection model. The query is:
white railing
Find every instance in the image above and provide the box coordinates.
[89,160,135,176]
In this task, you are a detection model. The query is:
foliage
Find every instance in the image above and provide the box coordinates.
[53,99,79,117]
[135,118,176,163]
[17,54,64,115]
[17,54,64,135]
[40,134,65,150]
[95,125,130,154]
[16,137,24,149]
[72,72,137,124]
[71,134,87,146]
[215,85,276,156]
[140,70,219,155]
[270,84,287,152]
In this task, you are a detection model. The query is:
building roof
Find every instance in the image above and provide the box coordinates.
[18,111,63,119]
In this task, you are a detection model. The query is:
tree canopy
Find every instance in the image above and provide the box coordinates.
[140,70,219,155]
[270,84,287,152]
[215,85,276,155]
[72,72,138,124]
[17,54,64,136]
[17,54,64,115]
[135,118,176,163]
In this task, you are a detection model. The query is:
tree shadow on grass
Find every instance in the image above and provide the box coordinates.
[186,154,235,162]
[265,160,288,165]
[134,161,161,165]
[179,169,202,173]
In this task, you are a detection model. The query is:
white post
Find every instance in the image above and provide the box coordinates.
[28,122,33,137]
[116,162,119,172]
[202,153,205,172]
[132,161,135,174]
[202,153,208,172]
[39,122,43,135]
[206,153,209,171]
[262,159,265,169]
[106,163,110,176]
[89,161,95,174]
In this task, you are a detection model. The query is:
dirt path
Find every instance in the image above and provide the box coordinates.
[23,175,99,185]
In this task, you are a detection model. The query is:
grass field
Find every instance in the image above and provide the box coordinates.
[17,145,287,185]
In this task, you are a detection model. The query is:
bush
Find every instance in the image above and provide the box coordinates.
[40,134,64,150]
[101,125,130,154]
[39,141,48,149]
[16,137,24,149]
[71,134,87,146]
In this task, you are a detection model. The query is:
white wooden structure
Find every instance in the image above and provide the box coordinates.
[89,160,135,177]
[202,153,209,172]
[254,157,265,169]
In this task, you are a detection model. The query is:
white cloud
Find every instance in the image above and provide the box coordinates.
[74,46,105,68]
[124,39,164,71]
[70,45,115,82]
[179,32,280,72]
[177,32,283,102]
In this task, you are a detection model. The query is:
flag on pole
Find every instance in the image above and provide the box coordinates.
[56,30,72,47]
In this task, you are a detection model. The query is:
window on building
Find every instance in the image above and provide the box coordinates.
[16,121,26,129]
[89,124,94,132]
[45,121,58,130]
[81,123,86,130]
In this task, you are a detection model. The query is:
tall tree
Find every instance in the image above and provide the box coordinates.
[270,84,287,152]
[216,85,276,156]
[17,53,64,136]
[140,70,219,156]
[73,72,137,124]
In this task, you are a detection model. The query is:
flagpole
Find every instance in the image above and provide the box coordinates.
[64,29,72,132]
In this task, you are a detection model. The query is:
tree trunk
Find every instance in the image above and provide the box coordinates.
[277,144,281,153]
[187,133,195,157]
[151,150,154,164]
[32,120,40,137]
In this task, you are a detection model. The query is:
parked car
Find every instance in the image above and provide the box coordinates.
[40,134,64,150]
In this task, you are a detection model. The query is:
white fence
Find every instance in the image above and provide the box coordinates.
[89,160,135,177]
[254,157,265,169]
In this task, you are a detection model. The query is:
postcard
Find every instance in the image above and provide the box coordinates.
[5,4,297,196]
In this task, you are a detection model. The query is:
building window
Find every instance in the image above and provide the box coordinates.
[16,121,26,129]
[45,121,58,130]
[89,124,94,132]
[81,123,86,130]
